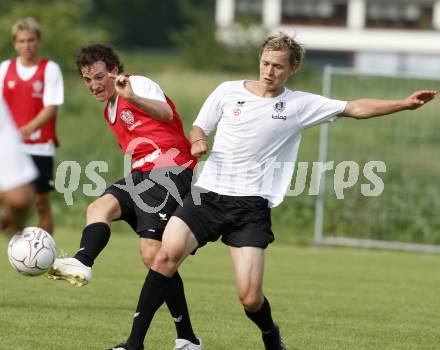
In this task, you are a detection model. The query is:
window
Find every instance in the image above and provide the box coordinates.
[366,0,434,30]
[281,0,348,26]
[236,0,263,24]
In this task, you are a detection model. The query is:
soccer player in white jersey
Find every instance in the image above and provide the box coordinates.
[0,17,64,235]
[110,34,437,349]
[0,98,37,234]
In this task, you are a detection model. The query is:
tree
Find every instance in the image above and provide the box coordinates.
[173,0,260,72]
[91,0,195,48]
[0,0,107,73]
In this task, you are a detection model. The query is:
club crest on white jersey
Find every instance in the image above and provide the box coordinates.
[272,101,287,120]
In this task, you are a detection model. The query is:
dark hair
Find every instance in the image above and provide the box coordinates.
[75,43,124,75]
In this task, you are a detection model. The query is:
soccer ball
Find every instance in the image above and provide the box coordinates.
[7,227,56,276]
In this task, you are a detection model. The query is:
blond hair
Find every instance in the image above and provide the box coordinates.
[259,33,305,70]
[12,17,41,40]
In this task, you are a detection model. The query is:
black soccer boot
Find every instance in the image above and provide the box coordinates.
[262,323,287,350]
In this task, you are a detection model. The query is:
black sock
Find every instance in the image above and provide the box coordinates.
[245,296,275,334]
[165,271,199,344]
[127,270,172,348]
[73,222,110,267]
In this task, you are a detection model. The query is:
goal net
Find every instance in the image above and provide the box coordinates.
[314,66,440,253]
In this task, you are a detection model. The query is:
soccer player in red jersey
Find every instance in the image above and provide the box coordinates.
[46,44,201,350]
[0,18,64,235]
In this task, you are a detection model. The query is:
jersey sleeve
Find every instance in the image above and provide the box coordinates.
[129,75,166,103]
[43,61,64,107]
[296,92,347,129]
[193,81,230,136]
[0,99,37,191]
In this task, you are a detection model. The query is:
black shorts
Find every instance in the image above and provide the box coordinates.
[173,188,274,249]
[104,167,193,240]
[30,155,54,194]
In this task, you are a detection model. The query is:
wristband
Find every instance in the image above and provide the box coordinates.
[191,138,208,144]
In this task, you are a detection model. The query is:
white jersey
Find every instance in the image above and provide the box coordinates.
[193,80,347,207]
[130,75,166,102]
[0,98,37,191]
[107,75,166,120]
[0,58,64,156]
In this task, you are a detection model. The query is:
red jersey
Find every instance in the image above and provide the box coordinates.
[104,95,196,172]
[3,58,58,145]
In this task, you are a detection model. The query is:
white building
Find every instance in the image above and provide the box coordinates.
[215,0,440,75]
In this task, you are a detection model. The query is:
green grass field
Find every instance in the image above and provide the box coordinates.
[3,52,439,349]
[1,228,439,350]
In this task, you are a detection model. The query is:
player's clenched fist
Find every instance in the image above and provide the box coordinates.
[108,73,135,100]
[191,139,208,158]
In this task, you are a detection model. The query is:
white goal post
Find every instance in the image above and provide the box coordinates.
[314,66,440,254]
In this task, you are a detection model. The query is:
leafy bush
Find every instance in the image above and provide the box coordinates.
[0,0,107,74]
[172,5,262,72]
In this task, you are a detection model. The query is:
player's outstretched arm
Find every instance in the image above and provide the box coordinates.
[341,90,437,119]
[108,73,173,121]
[189,126,209,158]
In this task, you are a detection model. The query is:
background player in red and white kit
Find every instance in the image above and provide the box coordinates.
[0,17,64,235]
[108,33,437,350]
[46,44,202,350]
[0,97,37,234]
